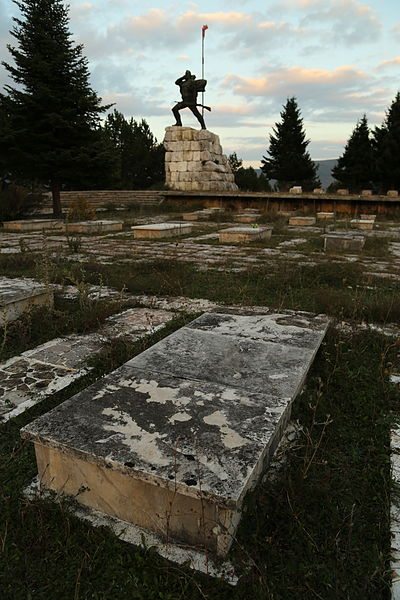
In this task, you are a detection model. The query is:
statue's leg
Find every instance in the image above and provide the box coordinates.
[172,103,184,126]
[189,106,206,130]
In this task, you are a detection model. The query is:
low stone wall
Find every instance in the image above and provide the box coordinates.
[163,127,238,192]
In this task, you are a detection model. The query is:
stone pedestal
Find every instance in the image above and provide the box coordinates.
[163,127,238,192]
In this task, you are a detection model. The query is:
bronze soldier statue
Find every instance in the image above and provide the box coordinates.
[172,70,209,130]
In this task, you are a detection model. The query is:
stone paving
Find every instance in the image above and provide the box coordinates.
[2,220,400,282]
[0,303,183,422]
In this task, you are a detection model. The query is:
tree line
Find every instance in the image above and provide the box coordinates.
[1,0,399,219]
[0,0,165,216]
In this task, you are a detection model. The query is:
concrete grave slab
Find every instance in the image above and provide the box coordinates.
[66,220,123,234]
[182,211,212,221]
[234,213,262,224]
[219,227,272,243]
[317,212,334,220]
[324,233,365,253]
[22,308,329,557]
[0,277,53,326]
[0,333,103,421]
[131,223,193,239]
[100,307,176,340]
[2,219,64,232]
[289,216,316,226]
[350,219,374,230]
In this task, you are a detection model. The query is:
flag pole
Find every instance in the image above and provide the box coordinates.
[201,25,208,118]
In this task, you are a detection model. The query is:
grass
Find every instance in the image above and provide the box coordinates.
[62,258,400,325]
[0,326,397,599]
[1,221,400,598]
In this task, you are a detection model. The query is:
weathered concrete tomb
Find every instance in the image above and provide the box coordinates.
[3,219,64,232]
[0,276,53,326]
[66,220,123,234]
[131,223,193,239]
[324,233,366,253]
[317,212,334,220]
[350,219,374,230]
[21,308,329,557]
[234,213,262,224]
[219,226,272,243]
[163,127,238,192]
[289,216,316,226]
[182,210,214,221]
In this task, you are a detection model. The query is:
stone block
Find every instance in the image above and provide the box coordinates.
[350,219,374,230]
[313,188,324,194]
[337,189,349,195]
[0,276,54,326]
[289,216,316,226]
[131,223,193,239]
[175,161,188,172]
[324,233,365,252]
[289,186,302,194]
[21,308,330,556]
[3,219,64,232]
[200,150,213,162]
[66,220,123,234]
[182,129,195,141]
[219,226,272,243]
[187,161,202,173]
[361,190,373,196]
[387,190,398,197]
[170,151,184,162]
[360,214,376,221]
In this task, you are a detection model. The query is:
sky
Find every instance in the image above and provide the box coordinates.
[1,0,400,166]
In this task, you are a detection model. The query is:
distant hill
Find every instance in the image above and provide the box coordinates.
[314,159,337,190]
[255,158,338,190]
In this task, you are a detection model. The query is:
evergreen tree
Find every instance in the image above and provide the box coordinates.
[372,92,400,192]
[228,152,243,174]
[331,115,373,192]
[103,110,165,189]
[235,166,271,191]
[0,0,112,216]
[261,97,319,191]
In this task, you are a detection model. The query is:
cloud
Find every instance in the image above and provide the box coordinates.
[270,0,381,46]
[225,66,368,98]
[376,57,400,70]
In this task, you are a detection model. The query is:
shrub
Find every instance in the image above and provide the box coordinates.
[66,196,96,221]
[0,183,44,221]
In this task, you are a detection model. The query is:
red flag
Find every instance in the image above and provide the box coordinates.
[202,24,208,38]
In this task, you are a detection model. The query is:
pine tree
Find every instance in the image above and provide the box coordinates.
[261,97,319,191]
[102,110,165,189]
[372,92,400,192]
[0,0,112,216]
[331,115,373,192]
[227,152,243,174]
